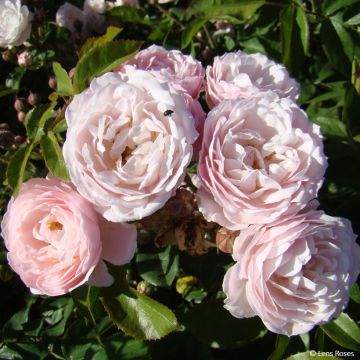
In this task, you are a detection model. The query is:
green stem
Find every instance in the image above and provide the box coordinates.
[202,24,215,49]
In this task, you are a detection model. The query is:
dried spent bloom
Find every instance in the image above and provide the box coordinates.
[215,227,239,254]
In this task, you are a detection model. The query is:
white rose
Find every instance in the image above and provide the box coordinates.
[0,0,32,49]
[56,2,85,33]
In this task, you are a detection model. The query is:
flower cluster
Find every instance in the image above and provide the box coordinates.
[1,38,359,338]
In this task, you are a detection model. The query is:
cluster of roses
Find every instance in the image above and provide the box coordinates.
[1,42,360,337]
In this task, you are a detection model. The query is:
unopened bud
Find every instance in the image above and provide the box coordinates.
[0,123,10,130]
[1,50,13,62]
[201,46,213,60]
[137,281,154,296]
[17,111,27,123]
[48,76,57,90]
[17,51,32,68]
[14,97,29,113]
[14,135,25,145]
[69,67,76,79]
[0,129,15,149]
[28,92,41,106]
[215,227,239,254]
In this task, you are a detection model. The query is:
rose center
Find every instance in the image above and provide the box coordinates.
[47,221,63,231]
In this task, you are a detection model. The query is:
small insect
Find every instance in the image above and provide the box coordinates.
[163,109,174,117]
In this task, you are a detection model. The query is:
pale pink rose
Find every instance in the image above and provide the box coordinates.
[223,208,360,336]
[118,64,205,159]
[63,71,198,222]
[196,92,327,230]
[205,51,299,108]
[1,177,137,296]
[118,45,205,99]
[56,2,85,33]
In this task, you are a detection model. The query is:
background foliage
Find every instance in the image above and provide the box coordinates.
[1,0,360,359]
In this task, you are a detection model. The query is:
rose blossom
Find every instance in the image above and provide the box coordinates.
[63,71,198,222]
[205,51,299,108]
[118,45,205,99]
[1,177,137,296]
[223,207,360,336]
[56,2,85,33]
[196,92,327,230]
[0,0,32,49]
[119,64,205,158]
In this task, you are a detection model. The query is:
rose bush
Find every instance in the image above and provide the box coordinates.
[0,177,137,296]
[196,92,327,229]
[223,206,360,336]
[0,0,32,49]
[63,70,198,222]
[205,51,299,108]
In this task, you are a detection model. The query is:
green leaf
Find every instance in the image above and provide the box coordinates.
[26,103,56,141]
[6,143,35,196]
[0,345,22,359]
[330,17,357,62]
[296,5,309,56]
[3,297,36,332]
[181,298,267,348]
[181,18,208,49]
[311,116,347,138]
[0,85,16,98]
[100,266,179,340]
[5,67,26,91]
[342,85,360,131]
[286,351,342,360]
[186,0,266,19]
[280,5,307,73]
[42,298,74,337]
[40,131,69,181]
[268,335,290,360]
[321,312,360,351]
[136,245,179,287]
[52,62,73,96]
[79,26,123,58]
[73,40,142,93]
[108,6,151,25]
[320,19,351,76]
[349,283,360,304]
[322,0,359,16]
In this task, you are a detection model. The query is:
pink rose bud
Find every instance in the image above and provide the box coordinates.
[17,51,32,67]
[223,209,360,336]
[1,177,137,296]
